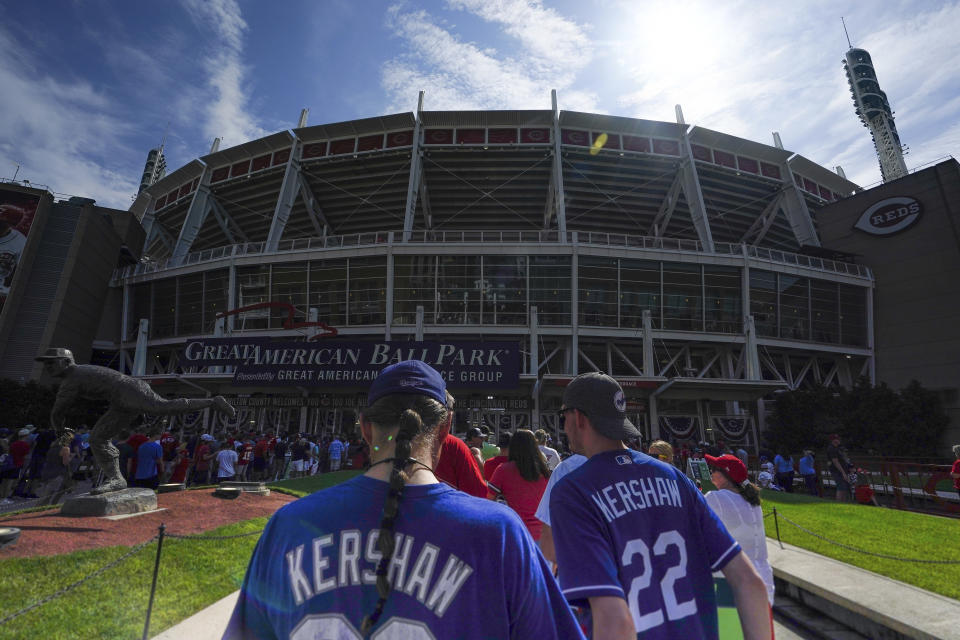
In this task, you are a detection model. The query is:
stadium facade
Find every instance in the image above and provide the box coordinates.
[104,95,873,448]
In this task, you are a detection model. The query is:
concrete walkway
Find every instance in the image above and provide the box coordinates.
[152,540,960,639]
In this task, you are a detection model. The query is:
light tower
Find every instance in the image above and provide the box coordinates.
[138,145,167,194]
[842,21,908,182]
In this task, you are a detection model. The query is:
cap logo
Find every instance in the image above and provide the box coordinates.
[615,454,632,466]
[613,390,626,412]
[398,377,418,387]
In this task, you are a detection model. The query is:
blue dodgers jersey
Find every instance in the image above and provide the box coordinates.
[223,475,585,640]
[550,449,741,640]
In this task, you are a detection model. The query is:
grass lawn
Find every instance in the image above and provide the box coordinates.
[757,489,960,601]
[267,469,363,497]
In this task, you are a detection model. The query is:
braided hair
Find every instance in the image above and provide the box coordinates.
[359,394,448,635]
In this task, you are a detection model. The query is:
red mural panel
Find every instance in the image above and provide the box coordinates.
[211,167,230,182]
[178,183,192,199]
[737,157,759,174]
[424,129,453,144]
[251,154,272,171]
[652,139,680,156]
[0,188,42,314]
[155,194,167,210]
[357,134,384,151]
[591,132,621,150]
[760,162,781,179]
[819,185,832,200]
[386,131,414,147]
[488,128,517,144]
[230,160,250,178]
[561,129,589,146]
[713,149,736,168]
[329,138,356,155]
[690,144,712,161]
[192,177,200,191]
[273,149,291,165]
[803,177,817,193]
[623,136,650,153]
[520,128,550,143]
[456,129,485,144]
[302,143,327,159]
[166,190,179,204]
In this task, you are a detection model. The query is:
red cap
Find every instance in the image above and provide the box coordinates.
[704,454,748,485]
[827,433,840,441]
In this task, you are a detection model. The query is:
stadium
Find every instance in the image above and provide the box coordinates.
[111,93,872,449]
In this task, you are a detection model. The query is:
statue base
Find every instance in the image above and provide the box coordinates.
[218,481,270,496]
[60,488,158,517]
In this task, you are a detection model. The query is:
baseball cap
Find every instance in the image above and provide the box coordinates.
[201,434,214,441]
[35,347,74,361]
[562,372,639,440]
[465,427,483,440]
[705,454,749,486]
[367,360,446,406]
[18,428,31,436]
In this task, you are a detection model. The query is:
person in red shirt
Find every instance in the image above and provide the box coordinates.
[159,431,179,481]
[483,431,512,480]
[168,444,191,484]
[237,437,255,481]
[252,435,271,482]
[951,444,960,501]
[853,469,880,506]
[488,429,551,540]
[191,434,215,486]
[1,429,32,500]
[432,392,486,498]
[126,431,149,479]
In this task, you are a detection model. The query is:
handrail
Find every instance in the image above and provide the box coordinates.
[114,230,873,283]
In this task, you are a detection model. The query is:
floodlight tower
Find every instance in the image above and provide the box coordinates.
[842,20,908,182]
[138,146,167,194]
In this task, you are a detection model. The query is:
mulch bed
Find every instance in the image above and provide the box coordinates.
[0,489,296,559]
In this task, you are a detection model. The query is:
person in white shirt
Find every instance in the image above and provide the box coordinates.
[533,429,561,470]
[216,441,239,482]
[704,453,775,605]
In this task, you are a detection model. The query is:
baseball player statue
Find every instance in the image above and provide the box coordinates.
[37,348,236,495]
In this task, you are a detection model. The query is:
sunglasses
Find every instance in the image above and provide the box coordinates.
[556,407,586,420]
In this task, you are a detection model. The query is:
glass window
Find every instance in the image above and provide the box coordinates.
[393,255,435,325]
[578,257,618,327]
[839,284,867,347]
[779,275,808,340]
[152,278,177,338]
[176,273,203,336]
[235,265,270,330]
[348,257,386,325]
[436,255,480,324]
[309,259,347,326]
[749,270,777,337]
[704,266,741,334]
[620,259,660,329]
[663,262,702,331]
[130,283,151,341]
[204,270,228,333]
[810,279,839,344]
[530,256,571,325]
[270,263,308,329]
[482,256,526,325]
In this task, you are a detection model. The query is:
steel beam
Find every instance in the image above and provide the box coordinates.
[266,139,302,251]
[297,174,329,237]
[679,125,715,252]
[740,192,784,244]
[551,89,567,235]
[649,168,684,237]
[172,164,214,260]
[210,197,248,244]
[782,160,821,247]
[403,91,425,241]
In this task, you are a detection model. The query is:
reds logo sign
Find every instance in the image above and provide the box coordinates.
[854,196,923,236]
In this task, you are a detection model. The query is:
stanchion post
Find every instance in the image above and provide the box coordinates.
[142,523,166,640]
[772,507,783,549]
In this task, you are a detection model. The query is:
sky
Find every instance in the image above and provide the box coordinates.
[1,0,958,210]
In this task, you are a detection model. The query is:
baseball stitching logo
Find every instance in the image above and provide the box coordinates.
[614,389,626,412]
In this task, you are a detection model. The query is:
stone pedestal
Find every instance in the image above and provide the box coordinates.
[60,488,158,517]
[157,483,186,494]
[218,481,270,496]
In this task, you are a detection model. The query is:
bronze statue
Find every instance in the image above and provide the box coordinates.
[37,348,236,494]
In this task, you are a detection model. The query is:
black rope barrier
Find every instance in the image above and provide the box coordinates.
[0,535,159,626]
[772,510,960,564]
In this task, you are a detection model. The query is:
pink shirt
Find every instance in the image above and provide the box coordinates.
[489,461,548,540]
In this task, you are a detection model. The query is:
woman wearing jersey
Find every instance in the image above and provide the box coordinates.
[224,361,583,640]
[704,454,775,605]
[488,429,550,541]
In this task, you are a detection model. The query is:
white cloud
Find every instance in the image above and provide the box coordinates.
[0,26,139,208]
[180,0,266,149]
[382,2,598,112]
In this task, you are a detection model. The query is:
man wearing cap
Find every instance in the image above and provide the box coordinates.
[36,347,236,494]
[550,372,771,640]
[0,204,28,302]
[826,434,852,502]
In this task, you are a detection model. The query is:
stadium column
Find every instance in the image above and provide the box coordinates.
[266,135,302,252]
[570,238,578,375]
[385,239,394,340]
[403,91,425,242]
[550,89,567,235]
[677,115,715,253]
[866,286,876,384]
[780,160,821,247]
[172,164,214,262]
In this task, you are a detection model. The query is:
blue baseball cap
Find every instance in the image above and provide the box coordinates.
[368,360,446,406]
